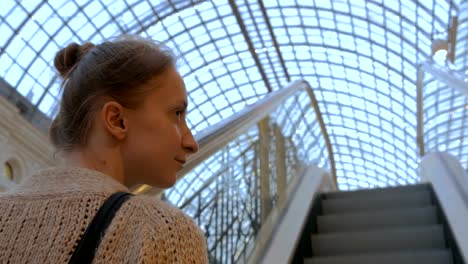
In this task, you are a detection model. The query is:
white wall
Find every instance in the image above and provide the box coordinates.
[0,96,56,191]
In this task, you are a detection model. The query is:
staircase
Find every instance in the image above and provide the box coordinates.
[293,184,464,264]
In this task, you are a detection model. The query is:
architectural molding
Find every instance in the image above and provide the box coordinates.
[0,96,56,187]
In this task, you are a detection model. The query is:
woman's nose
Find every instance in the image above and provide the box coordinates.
[182,129,199,154]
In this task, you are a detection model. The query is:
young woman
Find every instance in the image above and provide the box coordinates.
[0,36,208,263]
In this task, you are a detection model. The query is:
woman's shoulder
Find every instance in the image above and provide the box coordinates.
[116,195,208,262]
[122,194,205,240]
[126,195,193,224]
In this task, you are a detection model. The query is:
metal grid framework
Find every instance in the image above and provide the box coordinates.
[422,74,468,168]
[0,0,460,191]
[164,88,328,262]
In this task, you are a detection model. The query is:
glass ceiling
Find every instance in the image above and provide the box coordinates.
[0,0,461,190]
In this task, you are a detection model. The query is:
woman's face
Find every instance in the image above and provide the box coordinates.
[122,66,198,188]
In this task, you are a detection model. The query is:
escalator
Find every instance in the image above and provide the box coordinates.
[294,183,463,264]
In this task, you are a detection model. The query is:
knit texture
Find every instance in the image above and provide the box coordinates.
[0,167,208,263]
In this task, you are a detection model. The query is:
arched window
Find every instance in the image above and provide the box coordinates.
[4,162,14,181]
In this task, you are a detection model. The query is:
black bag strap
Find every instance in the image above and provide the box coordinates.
[68,192,133,264]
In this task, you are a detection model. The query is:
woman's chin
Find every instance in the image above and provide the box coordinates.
[151,175,177,189]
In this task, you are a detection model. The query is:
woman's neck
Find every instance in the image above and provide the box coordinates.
[61,147,127,187]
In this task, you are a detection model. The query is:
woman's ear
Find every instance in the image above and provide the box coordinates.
[101,101,128,141]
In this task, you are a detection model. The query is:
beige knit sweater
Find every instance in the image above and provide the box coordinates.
[0,167,208,263]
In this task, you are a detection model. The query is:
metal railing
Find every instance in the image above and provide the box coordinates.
[416,61,468,167]
[133,80,334,263]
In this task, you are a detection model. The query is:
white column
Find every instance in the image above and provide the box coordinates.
[455,0,468,72]
[258,117,271,223]
[274,125,287,206]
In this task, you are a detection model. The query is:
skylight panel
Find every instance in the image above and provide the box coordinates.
[6,6,27,28]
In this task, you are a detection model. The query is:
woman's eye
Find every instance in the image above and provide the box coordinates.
[176,110,183,119]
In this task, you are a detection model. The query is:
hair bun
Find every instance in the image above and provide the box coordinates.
[54,42,95,78]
